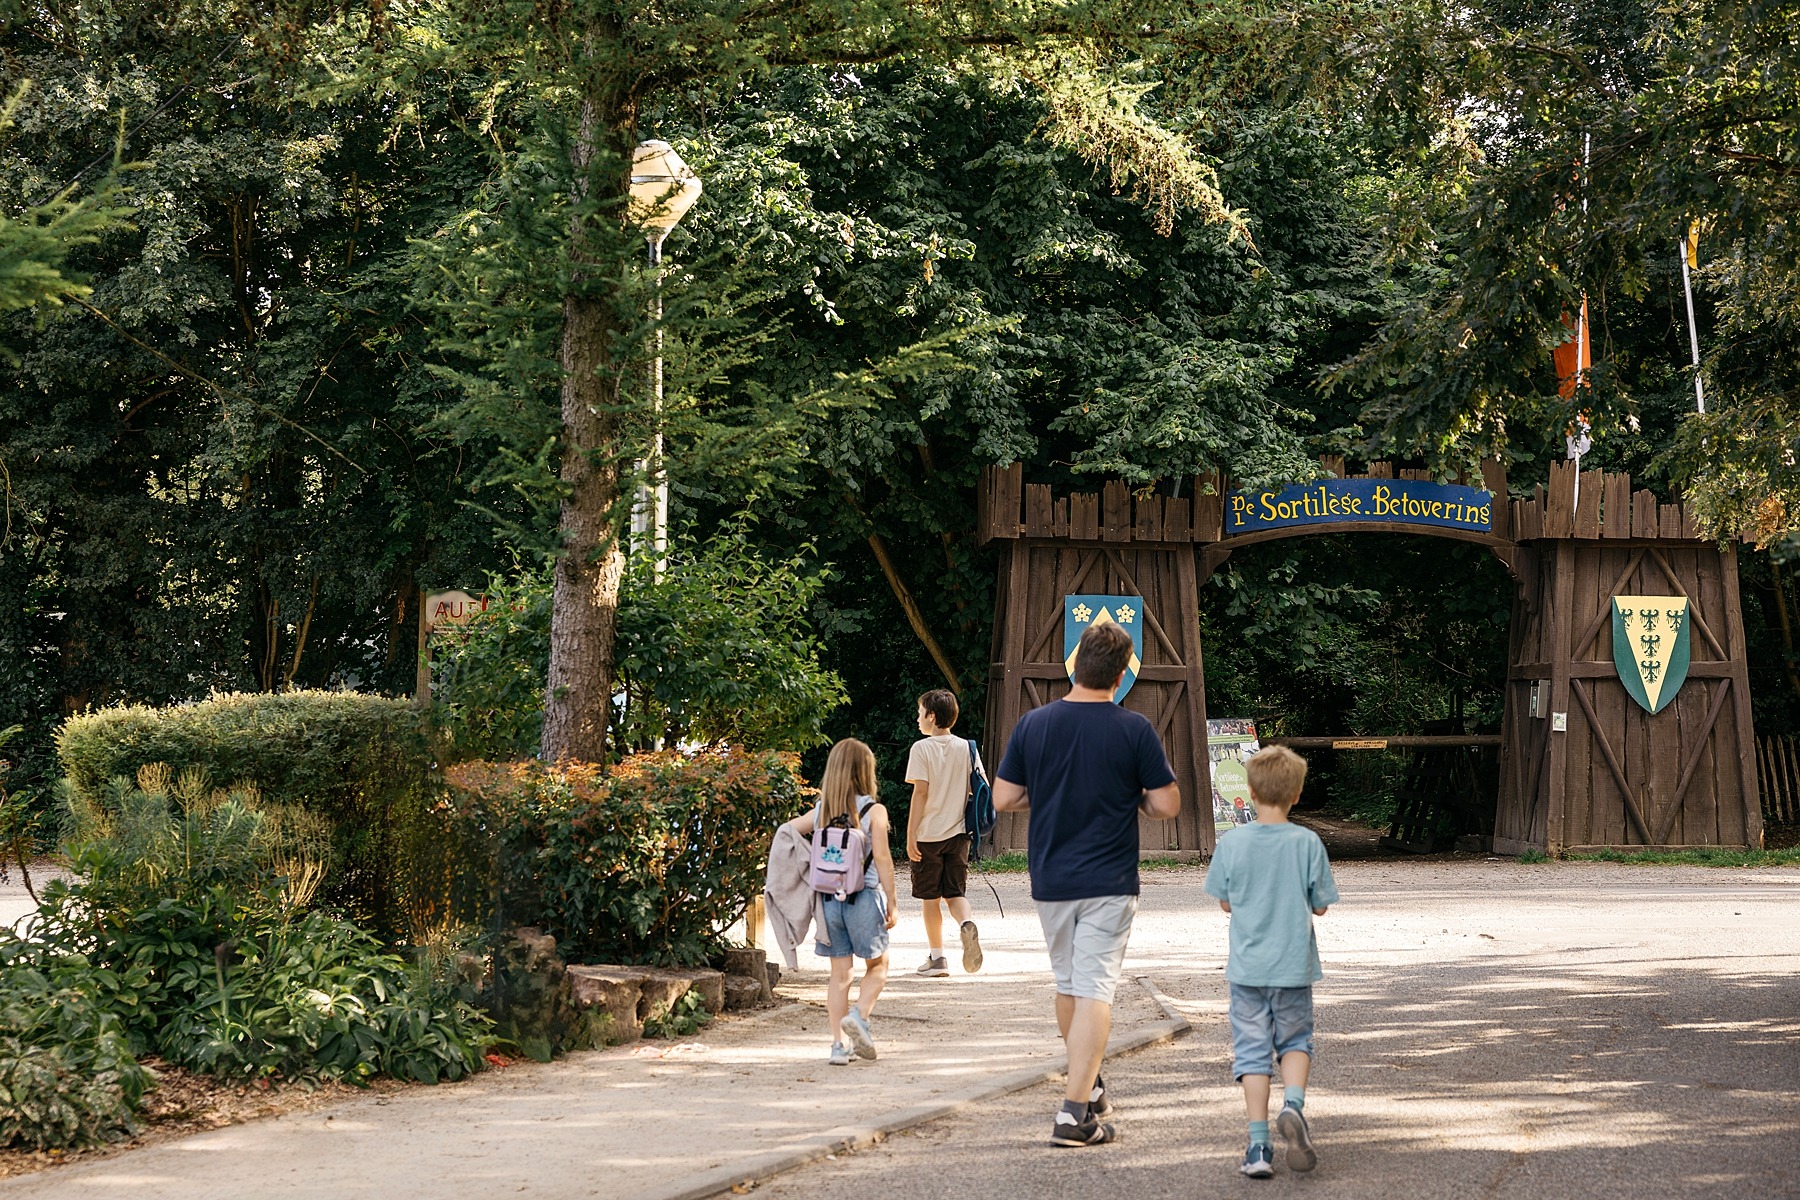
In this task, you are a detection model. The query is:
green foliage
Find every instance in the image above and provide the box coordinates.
[22,769,491,1086]
[642,990,712,1040]
[1565,847,1800,868]
[1517,847,1550,864]
[434,538,847,759]
[445,750,804,966]
[56,691,441,939]
[0,943,155,1151]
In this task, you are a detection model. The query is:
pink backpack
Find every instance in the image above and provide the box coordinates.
[809,799,874,899]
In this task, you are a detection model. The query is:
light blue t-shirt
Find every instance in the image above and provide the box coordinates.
[1204,822,1338,987]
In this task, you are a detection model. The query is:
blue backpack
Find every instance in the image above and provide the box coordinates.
[965,738,996,861]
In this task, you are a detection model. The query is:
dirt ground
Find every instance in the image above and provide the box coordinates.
[3,857,1795,1200]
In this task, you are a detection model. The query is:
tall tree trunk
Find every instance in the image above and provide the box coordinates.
[541,81,634,763]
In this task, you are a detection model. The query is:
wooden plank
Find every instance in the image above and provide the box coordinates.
[1571,548,1645,660]
[1482,458,1510,539]
[1632,489,1659,538]
[1366,461,1394,479]
[1103,481,1131,542]
[1269,736,1504,749]
[1134,494,1162,542]
[1070,492,1100,540]
[1321,455,1347,478]
[1679,504,1701,541]
[1024,483,1055,538]
[1053,497,1069,539]
[1659,503,1684,540]
[1602,472,1631,539]
[1192,478,1224,542]
[1718,543,1764,847]
[1544,460,1576,538]
[1174,548,1211,854]
[1573,469,1602,538]
[1163,497,1191,543]
[998,463,1024,538]
[1569,679,1653,843]
[977,465,994,543]
[1657,679,1732,843]
[1546,541,1576,850]
[1401,468,1429,481]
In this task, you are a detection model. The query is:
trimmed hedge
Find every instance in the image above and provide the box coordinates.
[57,691,440,940]
[446,749,803,966]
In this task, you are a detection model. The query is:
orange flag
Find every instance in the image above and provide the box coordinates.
[1553,297,1591,398]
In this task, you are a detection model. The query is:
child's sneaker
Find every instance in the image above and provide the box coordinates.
[959,920,984,973]
[1276,1104,1316,1172]
[1049,1110,1118,1147]
[840,1008,877,1060]
[915,955,949,977]
[828,1042,851,1066]
[1240,1142,1275,1178]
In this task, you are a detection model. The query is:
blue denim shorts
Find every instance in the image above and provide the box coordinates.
[815,888,890,960]
[1228,983,1315,1079]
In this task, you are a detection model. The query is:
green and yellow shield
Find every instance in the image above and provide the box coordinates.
[1612,595,1691,714]
[1064,595,1145,702]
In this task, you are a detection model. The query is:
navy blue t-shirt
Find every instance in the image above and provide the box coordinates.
[996,699,1177,902]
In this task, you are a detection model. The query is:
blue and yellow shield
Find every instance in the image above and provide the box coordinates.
[1612,595,1691,714]
[1064,595,1145,702]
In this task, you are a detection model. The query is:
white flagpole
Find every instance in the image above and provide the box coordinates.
[1678,232,1706,413]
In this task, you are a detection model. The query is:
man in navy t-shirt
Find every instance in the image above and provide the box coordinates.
[995,619,1180,1148]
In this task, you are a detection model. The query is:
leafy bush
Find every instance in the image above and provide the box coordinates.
[0,942,155,1151]
[446,749,804,965]
[642,990,711,1040]
[434,536,847,760]
[19,771,492,1088]
[56,692,440,939]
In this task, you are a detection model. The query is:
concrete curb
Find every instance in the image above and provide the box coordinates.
[640,977,1192,1200]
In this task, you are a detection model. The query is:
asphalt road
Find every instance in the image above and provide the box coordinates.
[753,861,1800,1200]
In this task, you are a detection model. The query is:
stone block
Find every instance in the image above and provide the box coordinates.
[765,962,781,993]
[722,974,764,1011]
[566,965,650,1043]
[722,948,772,1003]
[638,966,726,1019]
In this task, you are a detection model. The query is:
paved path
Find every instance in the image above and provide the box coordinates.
[765,860,1800,1199]
[4,861,1797,1199]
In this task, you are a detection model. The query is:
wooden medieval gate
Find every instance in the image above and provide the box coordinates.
[978,460,1763,856]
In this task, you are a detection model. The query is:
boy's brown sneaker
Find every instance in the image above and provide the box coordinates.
[1049,1111,1117,1147]
[959,921,984,973]
[915,955,949,977]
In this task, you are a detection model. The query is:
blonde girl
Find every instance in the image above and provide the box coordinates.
[783,738,898,1064]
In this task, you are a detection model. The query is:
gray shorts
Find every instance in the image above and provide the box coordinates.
[1034,894,1138,1003]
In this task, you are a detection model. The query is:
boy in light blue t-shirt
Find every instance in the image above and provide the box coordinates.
[1204,744,1338,1179]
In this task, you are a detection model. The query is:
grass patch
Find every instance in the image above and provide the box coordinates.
[1564,847,1800,868]
[971,852,1205,875]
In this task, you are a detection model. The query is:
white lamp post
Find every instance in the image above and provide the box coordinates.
[627,140,702,579]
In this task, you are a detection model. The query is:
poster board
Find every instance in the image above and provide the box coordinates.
[1208,718,1260,835]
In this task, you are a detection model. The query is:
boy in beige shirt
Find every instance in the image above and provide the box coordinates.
[905,689,984,976]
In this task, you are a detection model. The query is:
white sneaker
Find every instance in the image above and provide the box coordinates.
[828,1042,851,1066]
[840,1009,877,1060]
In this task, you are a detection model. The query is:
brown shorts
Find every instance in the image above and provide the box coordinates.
[911,834,970,900]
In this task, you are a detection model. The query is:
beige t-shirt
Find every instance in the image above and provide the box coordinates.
[905,734,972,843]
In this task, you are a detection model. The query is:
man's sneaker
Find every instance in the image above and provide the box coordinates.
[1049,1111,1118,1147]
[916,955,949,977]
[1276,1104,1316,1172]
[1088,1076,1115,1119]
[840,1008,877,1060]
[959,921,984,973]
[828,1042,851,1066]
[1240,1142,1275,1178]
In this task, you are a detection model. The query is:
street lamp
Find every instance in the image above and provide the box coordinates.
[628,140,702,580]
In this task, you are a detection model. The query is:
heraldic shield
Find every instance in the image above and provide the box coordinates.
[1612,595,1691,715]
[1064,595,1145,702]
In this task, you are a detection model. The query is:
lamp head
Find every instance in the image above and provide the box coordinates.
[629,140,703,236]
